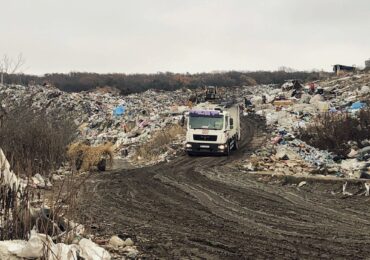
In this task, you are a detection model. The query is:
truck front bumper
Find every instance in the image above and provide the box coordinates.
[185,142,227,154]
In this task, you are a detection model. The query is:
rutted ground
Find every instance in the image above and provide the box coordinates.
[78,115,370,259]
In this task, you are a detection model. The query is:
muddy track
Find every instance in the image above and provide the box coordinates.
[79,115,370,259]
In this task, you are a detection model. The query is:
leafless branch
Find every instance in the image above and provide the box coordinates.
[11,53,25,74]
[0,53,26,74]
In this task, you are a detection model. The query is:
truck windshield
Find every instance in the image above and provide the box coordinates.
[189,116,224,130]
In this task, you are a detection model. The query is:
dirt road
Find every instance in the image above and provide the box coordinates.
[79,115,370,259]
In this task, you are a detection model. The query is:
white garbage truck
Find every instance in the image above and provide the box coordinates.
[185,102,241,155]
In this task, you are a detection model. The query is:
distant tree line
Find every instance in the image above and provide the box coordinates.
[3,70,326,94]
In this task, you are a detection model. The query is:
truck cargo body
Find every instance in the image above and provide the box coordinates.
[185,103,240,155]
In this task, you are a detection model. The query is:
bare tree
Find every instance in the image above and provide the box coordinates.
[278,66,296,73]
[0,53,26,85]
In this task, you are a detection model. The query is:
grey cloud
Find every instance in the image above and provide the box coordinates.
[1,0,369,74]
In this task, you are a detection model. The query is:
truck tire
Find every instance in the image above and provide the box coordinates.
[233,138,239,151]
[225,142,231,156]
[187,152,195,156]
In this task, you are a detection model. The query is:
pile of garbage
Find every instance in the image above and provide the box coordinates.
[240,71,370,178]
[1,147,142,258]
[0,148,26,192]
[0,84,191,163]
[1,148,120,259]
[3,72,370,177]
[0,230,111,260]
[0,231,141,259]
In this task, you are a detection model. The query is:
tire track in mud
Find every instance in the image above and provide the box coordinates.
[78,115,370,259]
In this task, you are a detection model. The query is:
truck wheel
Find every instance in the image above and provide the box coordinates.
[225,143,231,156]
[233,138,239,151]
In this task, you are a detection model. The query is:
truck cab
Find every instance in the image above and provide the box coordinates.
[185,103,240,155]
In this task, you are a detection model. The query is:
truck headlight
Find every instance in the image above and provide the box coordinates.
[186,143,192,148]
[218,144,225,150]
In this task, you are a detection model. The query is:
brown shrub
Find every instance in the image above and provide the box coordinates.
[0,102,76,177]
[0,100,81,240]
[136,124,185,160]
[299,110,370,156]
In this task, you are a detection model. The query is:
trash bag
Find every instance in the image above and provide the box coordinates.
[113,105,125,116]
[0,148,23,192]
[48,243,79,260]
[79,238,111,260]
[350,101,366,110]
[97,158,106,171]
[10,230,49,258]
[8,230,111,260]
[0,240,27,260]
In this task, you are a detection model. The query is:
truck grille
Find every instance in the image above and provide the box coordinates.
[193,135,217,141]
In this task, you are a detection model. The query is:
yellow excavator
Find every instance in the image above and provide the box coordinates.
[204,86,221,102]
[188,86,223,107]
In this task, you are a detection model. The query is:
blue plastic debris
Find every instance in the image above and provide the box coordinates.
[350,101,366,111]
[113,105,126,116]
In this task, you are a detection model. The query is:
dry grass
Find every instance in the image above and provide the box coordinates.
[0,100,82,240]
[0,96,97,242]
[136,124,185,160]
[67,142,114,172]
[299,110,370,156]
[0,101,76,177]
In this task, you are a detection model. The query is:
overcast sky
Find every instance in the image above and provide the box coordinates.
[1,0,370,75]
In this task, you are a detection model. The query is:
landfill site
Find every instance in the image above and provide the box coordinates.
[3,67,370,259]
